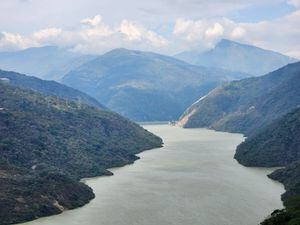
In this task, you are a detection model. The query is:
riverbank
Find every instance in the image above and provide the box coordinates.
[21,125,284,225]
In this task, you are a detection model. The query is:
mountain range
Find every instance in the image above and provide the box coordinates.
[0,40,299,225]
[176,39,297,75]
[0,40,296,122]
[62,48,250,121]
[179,62,300,136]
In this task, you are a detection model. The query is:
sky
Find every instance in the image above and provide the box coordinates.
[0,0,299,58]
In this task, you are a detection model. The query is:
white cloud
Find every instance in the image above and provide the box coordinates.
[231,27,246,39]
[80,16,113,39]
[146,31,168,47]
[119,20,142,41]
[0,0,280,35]
[0,32,36,51]
[0,10,299,58]
[173,18,240,49]
[81,15,103,27]
[287,0,300,7]
[0,14,168,54]
[33,28,62,40]
[172,11,300,58]
[205,23,224,39]
[240,10,300,58]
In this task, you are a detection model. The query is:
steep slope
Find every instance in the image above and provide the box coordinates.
[260,194,300,225]
[0,69,104,109]
[235,107,300,167]
[0,46,95,81]
[234,107,300,217]
[0,82,162,224]
[63,48,249,121]
[179,62,300,136]
[176,39,297,75]
[239,109,300,225]
[228,95,300,225]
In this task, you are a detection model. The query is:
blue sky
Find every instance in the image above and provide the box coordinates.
[0,0,299,58]
[228,1,295,22]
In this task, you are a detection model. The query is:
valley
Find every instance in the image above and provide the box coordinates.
[0,36,299,225]
[20,125,284,225]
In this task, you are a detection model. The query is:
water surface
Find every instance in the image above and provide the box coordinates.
[22,125,284,225]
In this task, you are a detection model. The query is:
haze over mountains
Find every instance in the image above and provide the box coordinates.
[179,62,300,136]
[1,0,300,224]
[176,39,297,75]
[62,48,250,121]
[0,46,95,81]
[0,39,296,121]
[0,35,299,225]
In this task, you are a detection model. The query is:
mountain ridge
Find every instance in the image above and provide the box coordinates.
[0,81,162,224]
[62,48,250,121]
[176,39,297,75]
[179,62,300,136]
[0,69,104,109]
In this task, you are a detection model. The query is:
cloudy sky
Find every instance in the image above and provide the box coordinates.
[0,0,300,58]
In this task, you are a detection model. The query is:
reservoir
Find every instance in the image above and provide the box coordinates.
[22,124,284,225]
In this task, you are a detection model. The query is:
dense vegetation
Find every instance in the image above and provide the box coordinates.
[261,162,300,224]
[179,62,300,225]
[235,107,300,167]
[62,48,250,121]
[179,62,300,136]
[231,103,300,224]
[176,39,296,75]
[0,162,95,225]
[0,69,104,109]
[261,195,300,225]
[233,107,300,224]
[0,82,162,224]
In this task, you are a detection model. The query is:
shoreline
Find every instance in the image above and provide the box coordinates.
[19,143,163,225]
[19,125,284,225]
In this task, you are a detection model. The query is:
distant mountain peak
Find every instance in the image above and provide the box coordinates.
[62,48,249,121]
[216,39,255,49]
[105,48,140,55]
[175,39,297,75]
[107,48,131,53]
[216,39,237,47]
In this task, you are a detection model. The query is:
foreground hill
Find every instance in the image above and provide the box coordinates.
[63,48,249,121]
[235,107,300,167]
[261,193,300,225]
[0,83,162,224]
[176,39,297,75]
[0,69,104,109]
[179,62,300,136]
[0,46,95,81]
[235,108,300,225]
